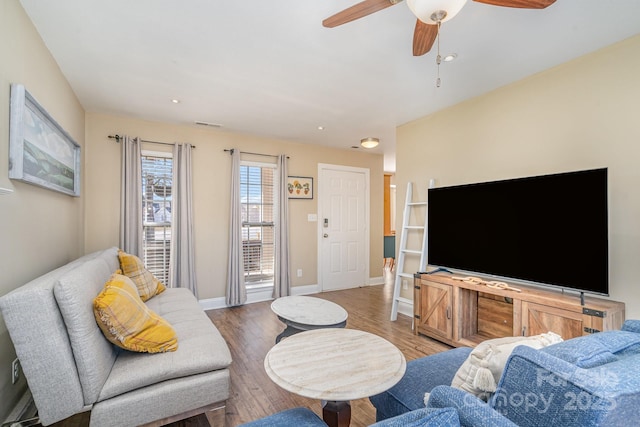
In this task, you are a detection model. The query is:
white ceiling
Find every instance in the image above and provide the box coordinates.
[19,0,640,172]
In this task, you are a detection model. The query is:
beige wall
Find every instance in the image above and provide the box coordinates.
[396,35,640,318]
[85,113,384,300]
[0,0,86,420]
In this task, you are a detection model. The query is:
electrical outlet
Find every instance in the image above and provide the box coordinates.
[297,269,302,277]
[12,358,20,384]
[402,279,408,290]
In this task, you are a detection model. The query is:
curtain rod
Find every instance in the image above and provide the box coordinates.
[108,134,196,148]
[224,149,288,159]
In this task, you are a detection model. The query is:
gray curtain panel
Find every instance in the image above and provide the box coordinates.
[170,143,198,296]
[273,154,291,298]
[119,136,143,256]
[226,149,247,306]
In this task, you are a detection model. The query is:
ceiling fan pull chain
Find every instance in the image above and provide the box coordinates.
[436,20,442,88]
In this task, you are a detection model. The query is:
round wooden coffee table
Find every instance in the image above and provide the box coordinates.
[264,328,406,427]
[271,295,348,343]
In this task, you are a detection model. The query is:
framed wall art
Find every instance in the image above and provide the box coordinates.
[287,176,313,199]
[9,83,81,197]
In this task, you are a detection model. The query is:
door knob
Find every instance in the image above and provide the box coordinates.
[323,233,329,238]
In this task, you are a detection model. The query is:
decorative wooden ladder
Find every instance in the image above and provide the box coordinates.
[390,182,428,321]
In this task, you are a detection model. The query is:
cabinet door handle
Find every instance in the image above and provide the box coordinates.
[446,306,451,319]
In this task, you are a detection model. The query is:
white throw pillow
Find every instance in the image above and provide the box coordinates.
[447,332,563,401]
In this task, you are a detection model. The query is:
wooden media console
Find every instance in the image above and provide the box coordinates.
[413,273,625,347]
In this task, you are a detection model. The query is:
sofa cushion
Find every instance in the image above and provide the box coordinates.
[371,407,460,427]
[622,320,640,334]
[240,408,326,427]
[93,273,178,353]
[451,332,562,400]
[0,248,117,425]
[370,346,472,421]
[117,249,166,301]
[427,385,518,427]
[542,330,640,368]
[91,369,230,427]
[490,344,640,426]
[54,257,119,405]
[97,288,232,401]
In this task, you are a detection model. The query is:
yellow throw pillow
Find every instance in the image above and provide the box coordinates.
[94,273,178,353]
[117,250,166,301]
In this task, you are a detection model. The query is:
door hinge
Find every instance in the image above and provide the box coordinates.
[583,308,605,318]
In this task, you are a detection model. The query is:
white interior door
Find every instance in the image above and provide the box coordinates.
[318,164,369,291]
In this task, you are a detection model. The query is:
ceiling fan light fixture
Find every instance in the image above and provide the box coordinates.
[360,137,379,149]
[407,0,468,24]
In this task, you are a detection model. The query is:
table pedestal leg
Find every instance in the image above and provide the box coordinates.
[275,325,299,343]
[322,400,351,427]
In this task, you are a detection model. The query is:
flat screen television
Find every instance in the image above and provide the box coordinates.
[427,168,608,296]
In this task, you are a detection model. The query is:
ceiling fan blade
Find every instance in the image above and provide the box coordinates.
[413,19,437,56]
[473,0,556,9]
[323,0,401,28]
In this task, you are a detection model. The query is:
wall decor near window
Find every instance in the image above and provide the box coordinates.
[8,83,81,197]
[287,176,313,199]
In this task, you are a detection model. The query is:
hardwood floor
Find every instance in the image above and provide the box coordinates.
[50,269,452,427]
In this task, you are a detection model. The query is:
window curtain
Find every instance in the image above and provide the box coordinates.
[169,143,198,296]
[226,149,247,306]
[273,154,291,298]
[119,136,143,256]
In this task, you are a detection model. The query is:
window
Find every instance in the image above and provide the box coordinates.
[141,152,172,285]
[240,161,277,287]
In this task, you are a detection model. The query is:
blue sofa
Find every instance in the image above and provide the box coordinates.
[370,319,640,427]
[241,406,461,427]
[245,320,640,426]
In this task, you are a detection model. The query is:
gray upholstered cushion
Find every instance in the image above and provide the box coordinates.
[97,288,232,400]
[90,369,230,427]
[54,257,118,404]
[0,250,105,425]
[97,246,120,273]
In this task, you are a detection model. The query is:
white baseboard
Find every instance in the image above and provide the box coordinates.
[368,276,384,285]
[198,296,227,311]
[199,283,322,310]
[199,279,385,311]
[397,299,413,318]
[290,284,321,295]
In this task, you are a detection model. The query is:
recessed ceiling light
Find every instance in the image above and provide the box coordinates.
[443,53,457,62]
[171,99,180,104]
[317,126,324,131]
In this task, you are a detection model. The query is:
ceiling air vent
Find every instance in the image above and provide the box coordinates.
[194,121,222,128]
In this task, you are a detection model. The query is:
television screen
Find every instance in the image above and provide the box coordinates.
[427,168,608,295]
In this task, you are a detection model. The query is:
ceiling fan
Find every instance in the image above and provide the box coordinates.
[323,0,557,56]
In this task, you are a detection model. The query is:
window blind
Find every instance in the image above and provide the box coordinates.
[240,163,276,286]
[141,154,172,285]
